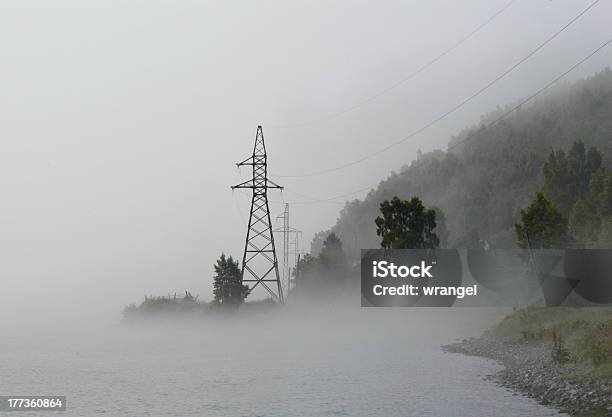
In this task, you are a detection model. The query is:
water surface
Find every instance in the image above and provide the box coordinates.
[0,308,567,416]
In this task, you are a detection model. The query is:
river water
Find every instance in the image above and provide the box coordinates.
[1,308,567,417]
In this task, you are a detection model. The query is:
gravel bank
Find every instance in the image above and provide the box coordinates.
[444,334,612,416]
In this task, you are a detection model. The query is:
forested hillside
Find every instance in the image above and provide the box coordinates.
[313,68,612,257]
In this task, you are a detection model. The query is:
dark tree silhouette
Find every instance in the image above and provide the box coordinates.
[212,254,249,307]
[293,233,351,294]
[319,233,346,269]
[375,196,440,249]
[515,193,569,249]
[542,140,602,216]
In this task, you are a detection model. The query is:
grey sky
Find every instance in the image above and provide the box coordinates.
[1,0,611,322]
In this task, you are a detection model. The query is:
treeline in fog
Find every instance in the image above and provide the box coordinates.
[312,68,612,260]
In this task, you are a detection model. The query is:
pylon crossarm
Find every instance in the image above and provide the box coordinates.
[267,179,283,189]
[231,179,254,189]
[236,155,255,166]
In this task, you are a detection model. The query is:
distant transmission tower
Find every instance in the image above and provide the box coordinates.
[276,204,290,292]
[274,203,302,299]
[231,126,284,303]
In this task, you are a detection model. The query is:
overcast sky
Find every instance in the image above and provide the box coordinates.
[1,0,611,322]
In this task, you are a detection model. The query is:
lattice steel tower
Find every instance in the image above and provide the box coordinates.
[276,204,290,293]
[231,126,284,303]
[274,203,302,299]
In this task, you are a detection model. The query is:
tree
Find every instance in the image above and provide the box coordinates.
[569,169,612,246]
[591,170,612,221]
[310,230,331,257]
[430,206,449,247]
[292,233,352,296]
[375,196,440,249]
[598,217,612,247]
[569,199,598,244]
[542,140,602,216]
[319,233,346,269]
[212,253,249,307]
[515,193,570,249]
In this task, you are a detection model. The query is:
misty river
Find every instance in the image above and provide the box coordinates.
[1,308,567,417]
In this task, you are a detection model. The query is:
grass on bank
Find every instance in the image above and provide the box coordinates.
[491,306,612,380]
[122,292,208,318]
[121,292,279,320]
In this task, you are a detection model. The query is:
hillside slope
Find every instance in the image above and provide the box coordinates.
[314,68,612,256]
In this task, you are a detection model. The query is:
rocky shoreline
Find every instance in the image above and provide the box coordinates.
[444,334,612,416]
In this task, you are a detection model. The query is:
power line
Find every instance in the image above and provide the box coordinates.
[266,0,518,129]
[272,0,601,178]
[282,186,375,205]
[231,191,248,226]
[232,174,352,205]
[277,34,612,205]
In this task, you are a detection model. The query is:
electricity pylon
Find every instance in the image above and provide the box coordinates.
[231,126,284,303]
[274,203,302,299]
[276,204,290,292]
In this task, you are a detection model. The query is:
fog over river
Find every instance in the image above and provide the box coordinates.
[1,308,568,417]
